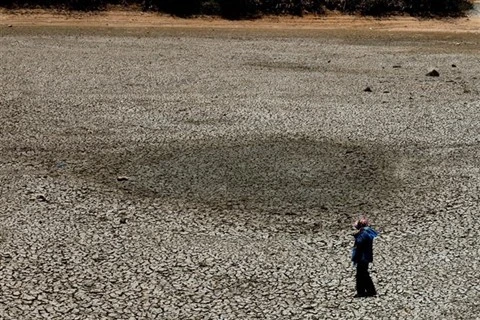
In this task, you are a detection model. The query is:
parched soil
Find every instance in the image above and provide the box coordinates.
[0,10,480,320]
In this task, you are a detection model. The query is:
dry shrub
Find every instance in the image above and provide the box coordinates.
[0,0,107,10]
[218,0,261,19]
[0,0,473,16]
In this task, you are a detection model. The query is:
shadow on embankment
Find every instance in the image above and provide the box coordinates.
[70,134,402,215]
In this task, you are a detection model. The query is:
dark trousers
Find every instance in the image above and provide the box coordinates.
[356,262,376,296]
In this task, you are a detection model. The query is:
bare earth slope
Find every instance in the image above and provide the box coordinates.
[1,8,480,32]
[0,11,480,320]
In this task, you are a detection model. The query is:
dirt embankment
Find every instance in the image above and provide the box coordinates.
[1,8,480,33]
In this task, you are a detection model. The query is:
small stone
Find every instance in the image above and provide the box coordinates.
[364,87,372,92]
[393,65,401,68]
[36,194,48,202]
[92,255,105,262]
[426,69,440,77]
[119,217,127,224]
[451,64,457,68]
[117,176,129,182]
[8,24,13,28]
[56,161,67,169]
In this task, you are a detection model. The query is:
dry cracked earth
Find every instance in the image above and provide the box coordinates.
[0,24,480,319]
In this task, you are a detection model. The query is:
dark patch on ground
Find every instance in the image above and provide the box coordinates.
[245,60,378,76]
[246,61,321,72]
[66,134,401,214]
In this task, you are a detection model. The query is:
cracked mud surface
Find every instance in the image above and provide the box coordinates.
[1,22,480,319]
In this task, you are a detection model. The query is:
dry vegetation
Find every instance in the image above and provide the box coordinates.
[0,0,474,17]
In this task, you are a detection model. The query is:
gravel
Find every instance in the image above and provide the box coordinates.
[0,26,479,319]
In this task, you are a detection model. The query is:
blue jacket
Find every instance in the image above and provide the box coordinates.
[352,227,378,264]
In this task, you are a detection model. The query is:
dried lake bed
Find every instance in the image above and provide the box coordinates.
[1,22,479,319]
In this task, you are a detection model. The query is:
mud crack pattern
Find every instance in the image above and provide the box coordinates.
[1,27,479,319]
